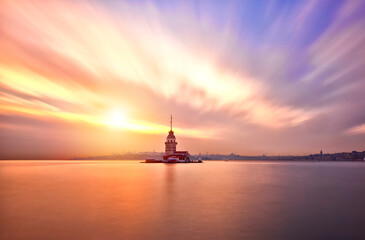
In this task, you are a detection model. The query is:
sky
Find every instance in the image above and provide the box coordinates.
[1,0,365,159]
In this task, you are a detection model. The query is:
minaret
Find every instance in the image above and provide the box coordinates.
[165,114,177,155]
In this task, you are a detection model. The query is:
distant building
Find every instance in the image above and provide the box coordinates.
[163,115,190,161]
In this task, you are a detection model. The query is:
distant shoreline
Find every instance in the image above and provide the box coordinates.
[1,159,365,162]
[1,150,364,161]
[70,150,365,162]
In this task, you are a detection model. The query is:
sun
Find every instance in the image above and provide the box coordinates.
[106,110,128,128]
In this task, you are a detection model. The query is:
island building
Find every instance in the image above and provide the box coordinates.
[163,115,190,162]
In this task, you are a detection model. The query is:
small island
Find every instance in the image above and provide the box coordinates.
[145,115,202,163]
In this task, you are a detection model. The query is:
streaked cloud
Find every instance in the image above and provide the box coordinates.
[0,0,364,158]
[346,124,365,135]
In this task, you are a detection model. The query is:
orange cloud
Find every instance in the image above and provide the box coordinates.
[0,0,314,134]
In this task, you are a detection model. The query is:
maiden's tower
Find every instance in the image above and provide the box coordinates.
[162,115,190,163]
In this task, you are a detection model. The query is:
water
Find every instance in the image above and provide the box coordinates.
[1,160,365,240]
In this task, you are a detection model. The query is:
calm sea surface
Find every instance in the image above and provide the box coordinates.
[1,160,365,240]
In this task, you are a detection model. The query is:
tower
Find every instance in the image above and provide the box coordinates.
[165,115,177,155]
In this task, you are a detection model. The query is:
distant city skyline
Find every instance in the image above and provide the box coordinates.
[1,0,365,159]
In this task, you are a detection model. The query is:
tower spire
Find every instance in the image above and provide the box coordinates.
[170,114,172,131]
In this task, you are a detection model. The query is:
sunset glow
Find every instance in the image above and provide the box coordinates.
[0,0,364,159]
[106,110,128,128]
